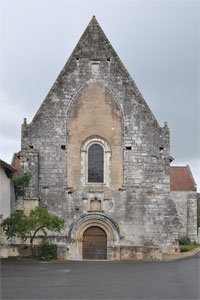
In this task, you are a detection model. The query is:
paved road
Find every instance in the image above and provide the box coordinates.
[1,254,200,299]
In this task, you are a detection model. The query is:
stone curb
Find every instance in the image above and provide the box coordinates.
[162,247,200,261]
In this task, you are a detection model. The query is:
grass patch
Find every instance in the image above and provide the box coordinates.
[180,245,200,252]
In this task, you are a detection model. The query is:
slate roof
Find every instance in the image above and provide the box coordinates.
[0,159,15,172]
[0,159,16,178]
[170,166,196,191]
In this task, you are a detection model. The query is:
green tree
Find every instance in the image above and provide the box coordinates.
[12,172,31,197]
[1,207,65,256]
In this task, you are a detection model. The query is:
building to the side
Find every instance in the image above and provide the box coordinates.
[0,160,15,254]
[11,16,197,260]
[170,166,197,242]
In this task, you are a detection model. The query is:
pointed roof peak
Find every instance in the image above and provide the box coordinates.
[89,15,99,26]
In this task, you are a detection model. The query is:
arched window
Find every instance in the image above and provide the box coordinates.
[88,144,104,182]
[80,136,111,187]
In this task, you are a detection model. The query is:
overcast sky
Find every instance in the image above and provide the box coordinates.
[0,0,199,190]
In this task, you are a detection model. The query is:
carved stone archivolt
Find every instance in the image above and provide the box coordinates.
[68,213,121,260]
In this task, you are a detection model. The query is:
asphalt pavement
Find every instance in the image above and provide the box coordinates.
[1,254,200,299]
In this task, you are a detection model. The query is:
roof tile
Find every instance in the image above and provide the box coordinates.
[170,166,196,191]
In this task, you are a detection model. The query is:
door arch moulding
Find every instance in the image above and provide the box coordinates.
[68,213,122,260]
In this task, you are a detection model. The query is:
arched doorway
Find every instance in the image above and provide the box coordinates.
[69,213,121,260]
[83,226,107,260]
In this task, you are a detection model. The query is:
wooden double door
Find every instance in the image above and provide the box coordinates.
[83,226,107,260]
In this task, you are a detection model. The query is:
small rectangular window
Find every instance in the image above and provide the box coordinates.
[61,145,66,150]
[126,146,132,150]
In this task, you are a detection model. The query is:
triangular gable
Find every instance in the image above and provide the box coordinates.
[30,16,160,128]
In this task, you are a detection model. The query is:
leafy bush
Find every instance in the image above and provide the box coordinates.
[1,207,64,256]
[12,172,31,197]
[178,236,191,245]
[180,246,189,252]
[37,240,57,261]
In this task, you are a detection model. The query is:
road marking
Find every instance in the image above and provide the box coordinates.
[64,269,70,272]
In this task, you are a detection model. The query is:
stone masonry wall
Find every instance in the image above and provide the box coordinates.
[19,17,180,258]
[171,190,197,242]
[19,148,39,200]
[67,82,123,190]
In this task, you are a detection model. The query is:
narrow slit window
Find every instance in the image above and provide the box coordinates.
[88,144,104,182]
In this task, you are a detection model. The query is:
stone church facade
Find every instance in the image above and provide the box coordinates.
[13,17,197,260]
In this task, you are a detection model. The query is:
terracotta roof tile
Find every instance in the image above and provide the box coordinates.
[12,153,23,176]
[170,166,196,191]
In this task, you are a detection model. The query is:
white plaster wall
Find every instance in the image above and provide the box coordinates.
[0,166,11,219]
